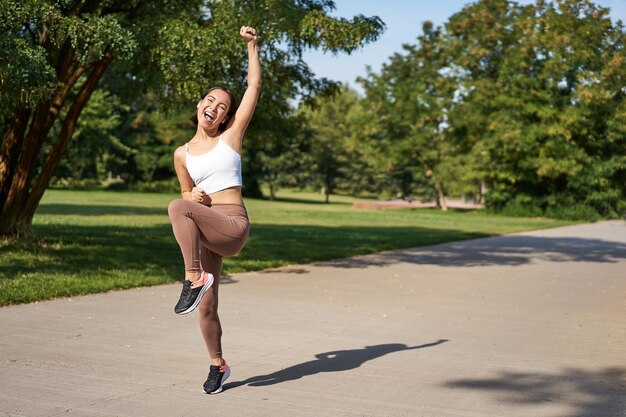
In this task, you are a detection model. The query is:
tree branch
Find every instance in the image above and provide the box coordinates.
[47,61,96,129]
[25,47,114,220]
[38,18,52,45]
[24,23,37,44]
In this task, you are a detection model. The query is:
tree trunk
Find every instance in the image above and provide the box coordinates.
[0,105,43,238]
[0,107,31,206]
[434,181,448,211]
[474,181,484,205]
[2,100,54,226]
[0,48,113,237]
[324,185,330,203]
[25,48,114,226]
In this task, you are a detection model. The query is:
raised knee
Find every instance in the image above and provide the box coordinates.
[168,199,191,219]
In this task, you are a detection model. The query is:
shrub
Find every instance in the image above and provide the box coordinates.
[131,178,179,193]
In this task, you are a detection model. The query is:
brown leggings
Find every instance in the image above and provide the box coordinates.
[168,200,250,360]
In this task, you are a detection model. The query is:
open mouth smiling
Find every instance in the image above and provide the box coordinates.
[203,110,216,122]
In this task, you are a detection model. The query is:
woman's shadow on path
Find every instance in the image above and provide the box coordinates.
[226,339,448,390]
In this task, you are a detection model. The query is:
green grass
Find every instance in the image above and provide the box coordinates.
[0,189,575,306]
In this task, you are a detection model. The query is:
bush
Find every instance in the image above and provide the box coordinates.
[131,178,179,193]
[493,193,607,221]
[544,204,601,222]
[498,195,544,218]
[49,177,181,194]
[49,178,106,190]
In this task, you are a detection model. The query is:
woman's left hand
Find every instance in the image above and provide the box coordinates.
[191,187,207,204]
[240,26,257,43]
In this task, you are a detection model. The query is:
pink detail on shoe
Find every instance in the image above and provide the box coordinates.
[190,270,213,289]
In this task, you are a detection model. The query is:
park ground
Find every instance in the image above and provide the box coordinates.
[0,214,624,416]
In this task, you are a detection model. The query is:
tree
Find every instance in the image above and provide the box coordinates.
[252,112,313,200]
[359,21,462,208]
[298,86,381,202]
[442,0,529,207]
[447,0,626,217]
[116,106,192,185]
[52,89,131,184]
[0,0,384,237]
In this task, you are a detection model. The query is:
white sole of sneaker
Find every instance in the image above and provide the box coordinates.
[178,272,214,315]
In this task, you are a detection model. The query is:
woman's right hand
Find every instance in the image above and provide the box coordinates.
[191,187,207,204]
[240,26,257,43]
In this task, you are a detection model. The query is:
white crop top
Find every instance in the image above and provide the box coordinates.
[185,135,242,195]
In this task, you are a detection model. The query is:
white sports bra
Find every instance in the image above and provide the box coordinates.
[185,135,242,195]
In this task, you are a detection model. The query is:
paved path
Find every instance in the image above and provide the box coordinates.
[1,221,625,417]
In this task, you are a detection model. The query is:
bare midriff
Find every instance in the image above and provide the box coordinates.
[207,186,244,206]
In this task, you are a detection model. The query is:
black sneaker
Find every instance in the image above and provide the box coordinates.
[203,362,231,394]
[174,271,214,315]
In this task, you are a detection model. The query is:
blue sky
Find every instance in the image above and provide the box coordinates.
[302,0,626,93]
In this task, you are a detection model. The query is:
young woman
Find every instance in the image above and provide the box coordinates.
[167,25,260,394]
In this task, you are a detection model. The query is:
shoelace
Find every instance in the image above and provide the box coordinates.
[180,280,191,298]
[207,366,221,383]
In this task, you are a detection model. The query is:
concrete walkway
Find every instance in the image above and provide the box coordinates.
[1,221,625,417]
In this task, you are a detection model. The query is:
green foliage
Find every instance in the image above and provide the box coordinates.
[5,0,624,225]
[445,0,626,218]
[0,0,136,109]
[544,203,602,221]
[299,9,385,54]
[359,21,467,203]
[130,178,180,193]
[497,193,604,221]
[288,0,626,216]
[0,2,57,108]
[1,0,386,236]
[53,99,197,186]
[338,0,626,217]
[61,13,136,64]
[64,0,384,192]
[51,89,130,182]
[120,107,193,183]
[296,86,386,200]
[100,0,386,107]
[286,0,626,218]
[253,113,314,199]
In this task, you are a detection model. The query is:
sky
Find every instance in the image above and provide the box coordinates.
[302,0,626,93]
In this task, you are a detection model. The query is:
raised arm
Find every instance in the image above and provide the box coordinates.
[223,26,261,151]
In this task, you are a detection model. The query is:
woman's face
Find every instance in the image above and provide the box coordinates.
[196,89,232,129]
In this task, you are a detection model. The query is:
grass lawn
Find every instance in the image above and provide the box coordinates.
[0,189,576,306]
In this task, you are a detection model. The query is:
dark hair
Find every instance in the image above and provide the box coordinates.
[191,86,238,131]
